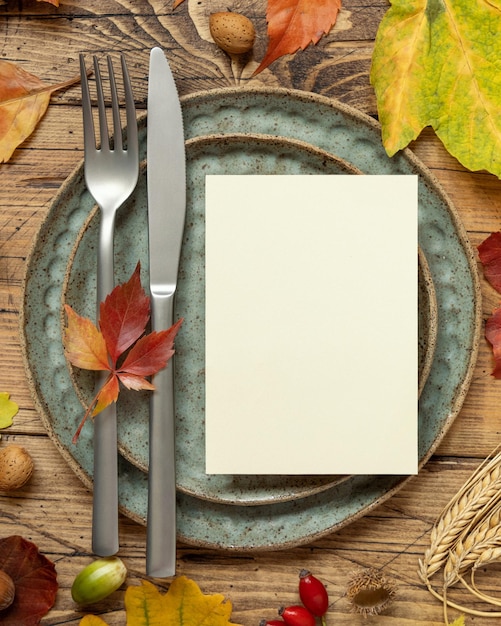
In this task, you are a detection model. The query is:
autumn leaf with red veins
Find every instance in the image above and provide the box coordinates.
[478,232,501,378]
[253,0,342,75]
[63,263,183,442]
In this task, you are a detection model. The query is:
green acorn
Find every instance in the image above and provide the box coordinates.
[71,556,127,605]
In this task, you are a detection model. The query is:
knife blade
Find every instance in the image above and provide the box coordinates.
[146,46,186,577]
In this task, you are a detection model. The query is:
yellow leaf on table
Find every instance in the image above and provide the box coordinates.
[125,577,241,626]
[79,616,109,626]
[0,60,80,163]
[449,617,465,626]
[0,392,18,429]
[370,0,501,178]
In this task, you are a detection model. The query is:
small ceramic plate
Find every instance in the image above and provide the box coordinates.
[418,247,438,397]
[21,88,481,550]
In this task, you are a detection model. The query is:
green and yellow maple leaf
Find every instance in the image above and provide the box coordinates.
[125,577,240,626]
[371,0,501,178]
[0,392,18,429]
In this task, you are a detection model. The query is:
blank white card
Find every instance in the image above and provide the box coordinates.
[205,175,418,475]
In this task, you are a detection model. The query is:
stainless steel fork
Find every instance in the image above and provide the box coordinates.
[79,53,139,556]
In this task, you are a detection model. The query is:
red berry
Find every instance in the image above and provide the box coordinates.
[298,569,329,617]
[279,605,316,626]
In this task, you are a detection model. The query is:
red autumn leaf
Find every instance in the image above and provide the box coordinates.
[253,0,342,75]
[63,263,183,442]
[0,535,58,626]
[485,309,501,378]
[99,262,150,363]
[478,231,501,293]
[478,232,501,378]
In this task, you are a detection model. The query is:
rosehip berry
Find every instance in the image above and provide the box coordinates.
[279,605,316,626]
[299,569,329,618]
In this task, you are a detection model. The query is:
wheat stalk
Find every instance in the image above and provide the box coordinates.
[418,450,501,584]
[443,499,501,587]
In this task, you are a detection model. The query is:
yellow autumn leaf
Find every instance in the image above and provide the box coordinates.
[125,577,241,626]
[0,60,81,163]
[79,616,109,626]
[370,0,501,178]
[0,392,18,429]
[449,617,465,626]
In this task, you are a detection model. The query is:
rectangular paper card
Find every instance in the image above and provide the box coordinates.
[205,174,418,475]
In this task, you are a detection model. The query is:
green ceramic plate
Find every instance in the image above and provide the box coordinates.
[21,88,481,550]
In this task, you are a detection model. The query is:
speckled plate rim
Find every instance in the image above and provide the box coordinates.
[19,86,482,551]
[418,246,438,398]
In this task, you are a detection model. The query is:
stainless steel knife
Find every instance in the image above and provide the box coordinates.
[146,46,186,577]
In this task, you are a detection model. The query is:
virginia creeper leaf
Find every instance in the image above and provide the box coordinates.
[124,576,240,626]
[0,535,58,626]
[63,264,183,442]
[0,392,18,429]
[64,306,109,371]
[253,0,342,75]
[99,262,150,363]
[371,0,501,178]
[0,60,80,163]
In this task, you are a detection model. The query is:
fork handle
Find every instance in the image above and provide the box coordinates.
[92,210,119,556]
[147,292,176,577]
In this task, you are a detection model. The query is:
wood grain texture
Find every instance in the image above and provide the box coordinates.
[1,1,501,624]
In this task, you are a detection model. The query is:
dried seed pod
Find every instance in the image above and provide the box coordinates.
[345,568,396,616]
[209,11,256,55]
[0,570,15,611]
[0,445,34,491]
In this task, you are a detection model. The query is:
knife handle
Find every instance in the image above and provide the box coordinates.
[147,293,177,577]
[93,209,119,557]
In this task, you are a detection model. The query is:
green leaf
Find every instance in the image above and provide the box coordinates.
[0,392,18,429]
[370,0,501,177]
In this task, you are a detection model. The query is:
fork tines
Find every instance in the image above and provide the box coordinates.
[79,53,137,154]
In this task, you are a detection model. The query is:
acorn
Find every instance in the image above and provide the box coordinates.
[0,570,15,611]
[0,445,34,491]
[71,556,127,605]
[209,11,256,55]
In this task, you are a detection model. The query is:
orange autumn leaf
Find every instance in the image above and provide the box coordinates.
[125,577,241,626]
[253,0,342,75]
[173,0,185,7]
[38,0,59,5]
[0,60,80,163]
[63,263,183,443]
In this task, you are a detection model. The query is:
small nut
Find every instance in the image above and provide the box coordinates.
[209,11,256,55]
[0,445,34,491]
[0,570,15,611]
[71,556,127,605]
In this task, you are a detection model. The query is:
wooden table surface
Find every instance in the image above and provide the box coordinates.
[1,1,501,624]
